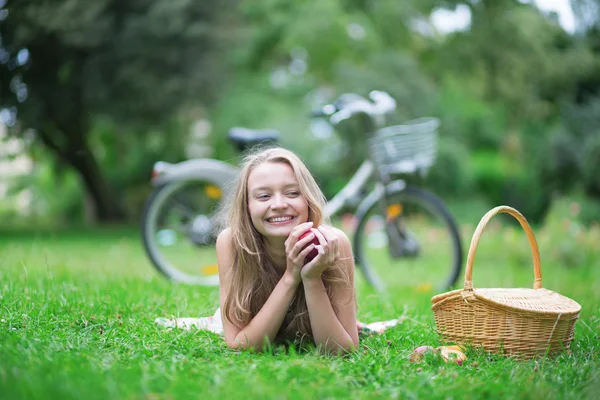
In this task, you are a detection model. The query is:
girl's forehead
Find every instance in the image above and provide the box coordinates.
[247,162,298,188]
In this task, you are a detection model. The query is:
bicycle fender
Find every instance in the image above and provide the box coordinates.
[152,159,238,186]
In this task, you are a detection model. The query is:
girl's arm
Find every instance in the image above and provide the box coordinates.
[302,227,359,355]
[216,224,315,351]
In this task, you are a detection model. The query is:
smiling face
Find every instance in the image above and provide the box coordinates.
[247,161,309,242]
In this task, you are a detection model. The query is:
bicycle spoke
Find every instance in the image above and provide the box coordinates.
[142,178,226,286]
[354,186,462,292]
[169,196,198,219]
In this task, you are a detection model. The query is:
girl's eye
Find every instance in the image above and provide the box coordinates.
[256,194,270,200]
[287,191,300,197]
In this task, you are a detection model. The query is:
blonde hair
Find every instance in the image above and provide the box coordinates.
[220,147,350,343]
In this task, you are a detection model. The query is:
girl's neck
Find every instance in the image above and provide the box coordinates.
[265,237,287,270]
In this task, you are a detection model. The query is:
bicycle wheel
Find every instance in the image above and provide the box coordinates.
[353,185,462,292]
[141,172,235,285]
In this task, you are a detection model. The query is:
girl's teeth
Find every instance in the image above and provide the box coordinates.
[270,217,292,222]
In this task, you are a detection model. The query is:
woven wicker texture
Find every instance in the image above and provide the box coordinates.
[431,206,582,359]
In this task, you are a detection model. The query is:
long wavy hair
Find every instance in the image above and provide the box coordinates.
[220,147,351,343]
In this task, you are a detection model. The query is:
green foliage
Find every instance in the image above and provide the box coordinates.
[577,196,600,227]
[5,155,85,225]
[581,128,600,197]
[2,0,600,224]
[436,77,505,150]
[540,196,600,268]
[502,169,552,225]
[89,118,191,219]
[471,151,506,206]
[1,0,235,124]
[334,51,438,121]
[208,71,313,161]
[0,0,237,221]
[536,125,580,194]
[432,1,583,121]
[424,137,474,197]
[538,96,600,202]
[471,150,551,224]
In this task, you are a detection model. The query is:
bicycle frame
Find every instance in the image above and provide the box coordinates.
[324,160,375,217]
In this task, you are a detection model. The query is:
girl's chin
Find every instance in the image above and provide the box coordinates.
[265,227,294,236]
[262,224,297,238]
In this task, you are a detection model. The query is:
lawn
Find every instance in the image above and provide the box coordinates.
[1,207,599,399]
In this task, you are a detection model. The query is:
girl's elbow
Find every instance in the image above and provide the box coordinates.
[224,337,265,353]
[224,339,241,350]
[320,338,359,356]
[342,339,359,354]
[225,338,250,351]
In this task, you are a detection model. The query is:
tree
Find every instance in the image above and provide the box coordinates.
[0,0,235,222]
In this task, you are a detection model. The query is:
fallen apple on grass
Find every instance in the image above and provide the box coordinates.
[409,346,437,363]
[437,345,468,365]
[409,345,468,365]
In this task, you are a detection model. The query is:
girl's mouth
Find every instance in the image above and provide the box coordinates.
[266,216,294,224]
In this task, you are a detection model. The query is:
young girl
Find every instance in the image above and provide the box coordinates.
[216,147,358,354]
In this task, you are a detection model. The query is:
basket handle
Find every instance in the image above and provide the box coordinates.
[464,205,542,291]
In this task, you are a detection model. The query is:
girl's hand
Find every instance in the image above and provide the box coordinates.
[284,221,317,284]
[300,225,340,281]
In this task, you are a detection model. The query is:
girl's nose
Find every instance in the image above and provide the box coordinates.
[270,194,288,210]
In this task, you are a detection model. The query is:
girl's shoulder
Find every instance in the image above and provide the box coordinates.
[217,227,239,248]
[217,227,233,242]
[319,225,352,252]
[324,225,350,241]
[216,228,234,263]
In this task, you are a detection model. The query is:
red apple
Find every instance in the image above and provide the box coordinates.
[299,230,320,264]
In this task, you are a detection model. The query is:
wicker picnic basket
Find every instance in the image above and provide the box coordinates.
[431,206,582,359]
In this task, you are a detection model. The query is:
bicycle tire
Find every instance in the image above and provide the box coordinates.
[141,168,237,285]
[353,185,462,292]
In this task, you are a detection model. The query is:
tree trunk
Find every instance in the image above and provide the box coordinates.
[37,126,125,223]
[31,49,126,223]
[66,143,125,223]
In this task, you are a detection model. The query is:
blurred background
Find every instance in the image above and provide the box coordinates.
[1,0,600,229]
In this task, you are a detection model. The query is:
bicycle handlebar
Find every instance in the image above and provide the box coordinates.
[312,90,397,126]
[310,104,337,118]
[369,90,396,114]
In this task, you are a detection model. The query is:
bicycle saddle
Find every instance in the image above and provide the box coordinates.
[228,127,280,152]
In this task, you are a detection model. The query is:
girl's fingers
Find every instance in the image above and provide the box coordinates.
[317,226,339,263]
[302,245,325,269]
[292,230,317,259]
[285,221,313,253]
[296,232,315,248]
[290,221,312,239]
[311,228,328,247]
[318,226,337,246]
[294,225,342,276]
[298,243,316,259]
[293,221,313,237]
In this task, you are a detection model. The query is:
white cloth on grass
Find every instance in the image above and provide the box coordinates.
[155,308,224,335]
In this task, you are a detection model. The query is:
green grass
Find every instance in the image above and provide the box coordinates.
[1,217,599,399]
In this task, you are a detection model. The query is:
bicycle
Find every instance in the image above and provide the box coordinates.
[141,90,463,291]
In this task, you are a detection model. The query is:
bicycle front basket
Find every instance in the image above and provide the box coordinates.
[368,117,439,176]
